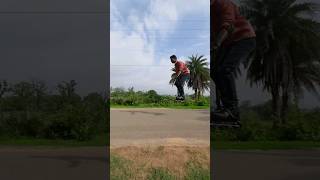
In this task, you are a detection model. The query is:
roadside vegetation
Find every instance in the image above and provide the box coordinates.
[110,87,209,109]
[212,100,320,148]
[0,80,108,145]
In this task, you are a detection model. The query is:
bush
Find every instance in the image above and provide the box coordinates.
[19,114,45,138]
[196,101,205,106]
[43,105,100,141]
[212,107,320,141]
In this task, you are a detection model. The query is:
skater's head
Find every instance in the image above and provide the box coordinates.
[170,55,177,63]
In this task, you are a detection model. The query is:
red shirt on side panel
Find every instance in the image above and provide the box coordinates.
[212,0,256,47]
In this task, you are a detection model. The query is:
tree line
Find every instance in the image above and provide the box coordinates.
[0,80,108,141]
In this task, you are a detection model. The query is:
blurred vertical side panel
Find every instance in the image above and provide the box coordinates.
[0,0,110,180]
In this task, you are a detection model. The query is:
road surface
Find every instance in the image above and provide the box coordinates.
[110,108,210,147]
[0,147,108,180]
[213,150,320,180]
[0,147,319,180]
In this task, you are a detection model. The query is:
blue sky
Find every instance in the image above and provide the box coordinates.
[110,0,210,95]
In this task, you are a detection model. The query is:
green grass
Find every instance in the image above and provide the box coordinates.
[110,155,137,180]
[147,168,177,180]
[184,161,210,180]
[110,154,210,180]
[0,134,108,147]
[212,141,320,150]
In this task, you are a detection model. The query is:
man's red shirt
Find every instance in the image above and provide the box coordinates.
[175,61,190,75]
[212,0,256,47]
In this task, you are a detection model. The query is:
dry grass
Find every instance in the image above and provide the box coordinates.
[111,145,209,179]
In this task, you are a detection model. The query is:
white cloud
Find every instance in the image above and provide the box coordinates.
[110,0,209,95]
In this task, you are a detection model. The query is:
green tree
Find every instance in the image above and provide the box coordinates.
[241,0,320,125]
[0,80,9,119]
[186,55,210,100]
[11,81,34,111]
[31,80,47,111]
[57,80,81,105]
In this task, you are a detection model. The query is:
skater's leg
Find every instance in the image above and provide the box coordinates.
[175,76,184,99]
[214,38,256,120]
[213,47,227,111]
[179,74,189,99]
[175,77,181,98]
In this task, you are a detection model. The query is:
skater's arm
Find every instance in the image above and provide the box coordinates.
[176,71,182,78]
[214,29,228,49]
[174,61,182,79]
[174,71,182,81]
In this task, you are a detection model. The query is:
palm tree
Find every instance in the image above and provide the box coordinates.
[241,0,320,125]
[186,55,210,100]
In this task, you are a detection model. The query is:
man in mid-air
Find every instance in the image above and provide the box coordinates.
[211,0,256,125]
[170,55,190,101]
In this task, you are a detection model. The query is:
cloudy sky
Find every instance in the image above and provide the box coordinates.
[110,0,319,108]
[110,0,210,95]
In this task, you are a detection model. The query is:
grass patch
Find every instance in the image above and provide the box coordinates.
[111,146,210,180]
[184,160,210,180]
[110,155,210,180]
[147,167,177,180]
[110,155,137,180]
[0,134,108,147]
[212,141,320,150]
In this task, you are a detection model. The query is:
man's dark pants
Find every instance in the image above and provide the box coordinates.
[175,73,190,98]
[213,38,256,117]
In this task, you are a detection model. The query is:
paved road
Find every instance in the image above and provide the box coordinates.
[1,147,319,180]
[110,108,210,147]
[212,150,320,180]
[0,147,108,180]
